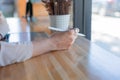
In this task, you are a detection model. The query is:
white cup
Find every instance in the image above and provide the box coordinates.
[49,14,70,31]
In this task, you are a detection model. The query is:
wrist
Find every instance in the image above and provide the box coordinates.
[47,38,55,51]
[48,38,57,51]
[32,38,55,57]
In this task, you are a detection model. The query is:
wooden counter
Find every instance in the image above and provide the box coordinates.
[0,18,120,80]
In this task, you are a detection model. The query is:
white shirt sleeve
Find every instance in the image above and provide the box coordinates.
[0,41,33,66]
[0,11,33,66]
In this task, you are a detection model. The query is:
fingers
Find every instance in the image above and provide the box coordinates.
[74,28,80,33]
[66,28,79,45]
[68,28,80,37]
[68,28,79,33]
[50,28,80,50]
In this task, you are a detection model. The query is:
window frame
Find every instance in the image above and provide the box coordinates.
[73,0,92,40]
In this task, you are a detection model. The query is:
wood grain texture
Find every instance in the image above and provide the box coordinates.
[0,36,120,80]
[0,18,120,80]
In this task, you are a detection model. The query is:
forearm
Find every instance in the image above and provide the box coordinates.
[32,38,54,57]
[0,29,78,66]
[0,38,53,66]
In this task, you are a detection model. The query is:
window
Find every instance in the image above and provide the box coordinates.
[92,0,120,56]
[74,0,92,40]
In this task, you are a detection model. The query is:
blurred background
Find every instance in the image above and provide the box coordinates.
[92,0,120,56]
[0,0,120,56]
[0,0,16,17]
[92,0,120,16]
[0,0,48,18]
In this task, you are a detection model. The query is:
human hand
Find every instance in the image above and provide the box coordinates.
[32,28,79,57]
[49,28,79,50]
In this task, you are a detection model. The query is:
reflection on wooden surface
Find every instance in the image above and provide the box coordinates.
[7,32,48,43]
[7,17,51,34]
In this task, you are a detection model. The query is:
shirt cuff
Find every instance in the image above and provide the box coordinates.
[0,41,33,66]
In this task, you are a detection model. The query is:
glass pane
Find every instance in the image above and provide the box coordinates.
[92,0,120,56]
[0,0,16,17]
